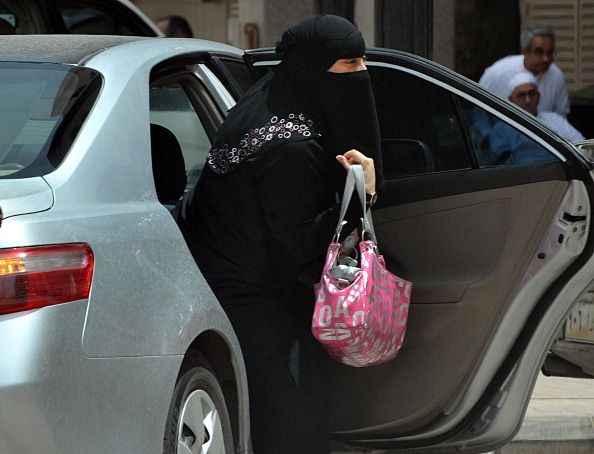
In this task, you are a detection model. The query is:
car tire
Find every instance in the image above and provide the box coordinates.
[163,356,234,454]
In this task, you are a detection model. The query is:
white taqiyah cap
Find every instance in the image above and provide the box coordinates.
[507,71,538,97]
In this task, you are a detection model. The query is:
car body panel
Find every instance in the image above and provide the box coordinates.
[0,177,52,219]
[0,300,180,454]
[37,38,243,357]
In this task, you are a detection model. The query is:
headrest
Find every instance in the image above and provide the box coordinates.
[150,123,187,204]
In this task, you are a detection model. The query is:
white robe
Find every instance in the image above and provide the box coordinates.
[479,55,570,117]
[538,111,585,142]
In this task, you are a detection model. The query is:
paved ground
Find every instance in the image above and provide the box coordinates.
[501,373,594,453]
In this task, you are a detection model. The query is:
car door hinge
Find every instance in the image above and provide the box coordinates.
[550,182,589,256]
[562,212,587,223]
[557,211,588,256]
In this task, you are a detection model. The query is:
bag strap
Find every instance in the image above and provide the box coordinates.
[334,165,377,243]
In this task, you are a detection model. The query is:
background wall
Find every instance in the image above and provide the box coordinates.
[131,0,592,92]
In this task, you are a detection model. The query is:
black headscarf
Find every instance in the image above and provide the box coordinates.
[207,15,382,185]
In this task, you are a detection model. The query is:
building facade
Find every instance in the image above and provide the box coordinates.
[131,0,592,92]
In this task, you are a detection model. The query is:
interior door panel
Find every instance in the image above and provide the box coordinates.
[328,172,568,435]
[323,60,575,440]
[376,196,511,304]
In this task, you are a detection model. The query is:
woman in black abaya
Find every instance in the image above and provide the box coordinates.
[182,15,382,453]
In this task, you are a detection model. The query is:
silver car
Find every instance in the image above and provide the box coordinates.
[1,35,593,454]
[0,35,247,454]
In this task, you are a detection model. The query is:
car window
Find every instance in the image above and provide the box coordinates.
[220,58,257,95]
[0,0,46,33]
[369,66,472,178]
[55,1,153,36]
[0,62,101,179]
[0,0,157,35]
[0,1,17,33]
[150,82,211,190]
[459,99,557,166]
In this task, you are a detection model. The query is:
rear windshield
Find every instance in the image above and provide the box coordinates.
[0,62,101,179]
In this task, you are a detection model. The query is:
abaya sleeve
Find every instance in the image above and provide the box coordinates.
[258,140,362,268]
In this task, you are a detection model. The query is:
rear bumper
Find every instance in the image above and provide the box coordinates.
[0,300,182,454]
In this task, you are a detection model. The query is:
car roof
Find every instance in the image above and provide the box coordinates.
[0,35,148,65]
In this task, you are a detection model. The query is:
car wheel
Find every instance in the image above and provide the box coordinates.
[164,357,234,454]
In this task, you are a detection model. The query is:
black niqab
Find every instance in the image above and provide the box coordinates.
[207,15,382,185]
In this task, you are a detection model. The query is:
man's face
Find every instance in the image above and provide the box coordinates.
[509,82,540,116]
[522,35,555,75]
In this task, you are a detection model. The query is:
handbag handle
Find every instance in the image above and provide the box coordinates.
[334,164,377,243]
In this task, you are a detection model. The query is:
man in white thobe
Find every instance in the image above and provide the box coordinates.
[505,72,584,142]
[480,26,570,117]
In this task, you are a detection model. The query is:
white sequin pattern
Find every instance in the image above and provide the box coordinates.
[207,113,317,174]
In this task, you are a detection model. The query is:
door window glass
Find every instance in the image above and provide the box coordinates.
[57,5,127,34]
[0,0,16,33]
[0,0,41,34]
[220,58,256,95]
[55,1,153,36]
[150,82,211,190]
[460,99,556,166]
[370,66,472,178]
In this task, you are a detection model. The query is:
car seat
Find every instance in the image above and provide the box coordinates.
[150,123,187,208]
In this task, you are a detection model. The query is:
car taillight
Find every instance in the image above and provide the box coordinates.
[0,243,94,315]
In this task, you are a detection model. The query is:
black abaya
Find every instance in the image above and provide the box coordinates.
[181,14,381,453]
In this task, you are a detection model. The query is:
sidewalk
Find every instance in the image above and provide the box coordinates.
[501,373,594,453]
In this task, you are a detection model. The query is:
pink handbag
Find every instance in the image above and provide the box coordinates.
[312,165,412,367]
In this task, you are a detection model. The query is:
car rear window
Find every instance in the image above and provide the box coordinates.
[0,62,101,179]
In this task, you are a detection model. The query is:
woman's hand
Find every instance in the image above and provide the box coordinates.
[336,149,376,195]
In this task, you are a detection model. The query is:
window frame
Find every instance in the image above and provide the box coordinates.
[149,64,228,195]
[368,63,475,180]
[367,60,567,171]
[150,65,224,142]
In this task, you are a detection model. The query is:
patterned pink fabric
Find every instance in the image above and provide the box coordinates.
[312,240,412,367]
